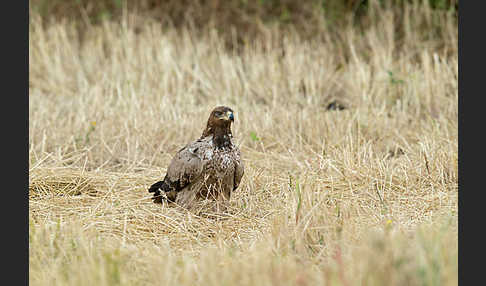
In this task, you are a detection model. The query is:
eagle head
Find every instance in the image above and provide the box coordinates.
[202,106,235,139]
[208,106,234,127]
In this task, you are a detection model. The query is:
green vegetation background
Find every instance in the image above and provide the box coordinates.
[30,0,458,50]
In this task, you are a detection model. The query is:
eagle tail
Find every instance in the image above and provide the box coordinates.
[148,180,164,193]
[148,180,166,203]
[148,179,177,203]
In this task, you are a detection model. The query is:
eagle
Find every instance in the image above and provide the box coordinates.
[148,106,244,211]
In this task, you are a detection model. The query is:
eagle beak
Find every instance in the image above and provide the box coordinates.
[221,111,234,121]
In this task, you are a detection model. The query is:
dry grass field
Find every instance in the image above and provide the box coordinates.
[29,3,458,285]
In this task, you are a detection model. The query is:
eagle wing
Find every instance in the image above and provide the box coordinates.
[148,137,212,202]
[167,140,209,188]
[233,149,244,191]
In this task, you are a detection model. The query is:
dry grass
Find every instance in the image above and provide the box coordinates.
[29,3,457,285]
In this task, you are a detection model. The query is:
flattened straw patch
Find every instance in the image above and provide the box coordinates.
[29,169,101,199]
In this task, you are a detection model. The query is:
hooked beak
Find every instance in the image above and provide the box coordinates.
[221,111,234,122]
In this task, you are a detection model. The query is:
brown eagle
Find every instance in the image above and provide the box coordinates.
[148,106,244,211]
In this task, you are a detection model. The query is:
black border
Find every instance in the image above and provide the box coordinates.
[6,0,29,284]
[458,1,472,285]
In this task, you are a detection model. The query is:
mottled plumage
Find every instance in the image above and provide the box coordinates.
[148,106,244,211]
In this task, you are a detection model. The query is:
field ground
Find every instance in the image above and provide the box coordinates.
[29,4,457,285]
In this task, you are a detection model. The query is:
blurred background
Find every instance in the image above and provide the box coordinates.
[30,0,458,53]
